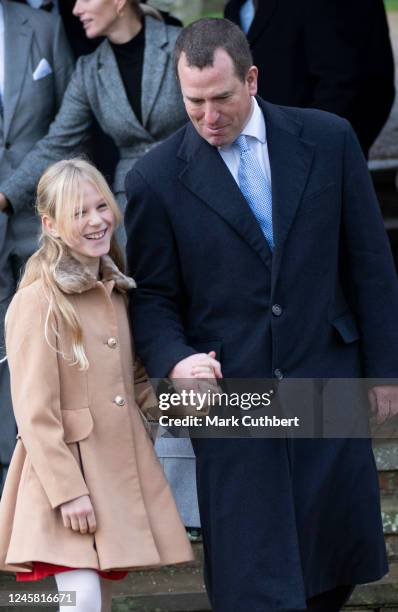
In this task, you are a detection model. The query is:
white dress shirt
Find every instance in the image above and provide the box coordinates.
[218,97,271,187]
[0,3,4,100]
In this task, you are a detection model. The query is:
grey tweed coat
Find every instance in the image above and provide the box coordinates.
[0,15,187,216]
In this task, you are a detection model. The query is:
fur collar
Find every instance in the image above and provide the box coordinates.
[54,252,136,295]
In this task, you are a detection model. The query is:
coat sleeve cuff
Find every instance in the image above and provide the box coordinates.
[49,479,90,510]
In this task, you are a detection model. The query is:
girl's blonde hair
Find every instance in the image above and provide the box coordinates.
[19,158,124,370]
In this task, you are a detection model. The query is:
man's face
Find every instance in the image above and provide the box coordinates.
[177,48,258,147]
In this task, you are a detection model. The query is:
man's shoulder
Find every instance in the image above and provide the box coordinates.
[131,123,190,178]
[264,100,351,138]
[7,0,59,32]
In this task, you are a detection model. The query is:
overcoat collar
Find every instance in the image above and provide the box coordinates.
[54,253,136,295]
[224,0,277,46]
[177,98,314,275]
[3,0,33,139]
[97,15,169,131]
[247,1,277,45]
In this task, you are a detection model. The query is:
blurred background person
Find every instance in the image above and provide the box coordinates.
[0,0,73,492]
[0,0,187,245]
[225,0,395,158]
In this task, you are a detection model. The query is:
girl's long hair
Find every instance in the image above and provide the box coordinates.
[18,158,124,370]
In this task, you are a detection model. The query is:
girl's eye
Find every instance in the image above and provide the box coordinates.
[74,210,86,218]
[98,203,107,210]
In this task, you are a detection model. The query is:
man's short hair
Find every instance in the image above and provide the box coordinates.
[174,18,254,83]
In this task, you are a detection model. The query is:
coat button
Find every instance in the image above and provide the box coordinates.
[272,304,283,317]
[114,395,125,406]
[4,142,10,150]
[274,369,284,380]
[107,337,118,348]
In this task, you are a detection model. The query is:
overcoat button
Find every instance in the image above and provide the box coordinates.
[274,369,284,380]
[107,337,118,348]
[272,304,283,317]
[114,395,125,406]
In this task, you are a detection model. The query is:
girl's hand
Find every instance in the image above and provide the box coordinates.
[60,495,97,534]
[190,351,223,379]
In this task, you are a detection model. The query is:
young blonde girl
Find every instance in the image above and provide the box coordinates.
[0,159,193,611]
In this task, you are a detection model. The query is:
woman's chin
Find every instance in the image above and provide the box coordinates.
[84,27,101,39]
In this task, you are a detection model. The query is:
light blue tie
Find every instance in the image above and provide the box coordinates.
[240,0,255,34]
[235,134,274,250]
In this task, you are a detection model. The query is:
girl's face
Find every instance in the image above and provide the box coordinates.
[67,181,115,266]
[72,0,123,39]
[44,181,115,268]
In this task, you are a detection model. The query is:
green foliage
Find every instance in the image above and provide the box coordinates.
[385,0,398,10]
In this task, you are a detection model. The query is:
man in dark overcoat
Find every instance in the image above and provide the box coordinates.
[125,18,398,612]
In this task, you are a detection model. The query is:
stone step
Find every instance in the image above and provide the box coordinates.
[1,556,398,612]
[381,495,398,535]
[0,562,397,611]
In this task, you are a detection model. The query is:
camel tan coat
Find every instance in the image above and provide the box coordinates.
[0,254,193,574]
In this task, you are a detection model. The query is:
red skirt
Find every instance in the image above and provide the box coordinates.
[16,562,127,582]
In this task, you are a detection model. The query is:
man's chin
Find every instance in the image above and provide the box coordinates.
[204,133,231,148]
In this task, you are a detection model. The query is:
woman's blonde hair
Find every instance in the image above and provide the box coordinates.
[19,158,124,370]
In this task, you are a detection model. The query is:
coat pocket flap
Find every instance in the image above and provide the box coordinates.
[62,408,94,443]
[331,312,360,344]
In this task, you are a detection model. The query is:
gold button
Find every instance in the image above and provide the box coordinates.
[114,395,125,407]
[107,337,118,348]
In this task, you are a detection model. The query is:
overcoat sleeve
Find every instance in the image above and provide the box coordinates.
[51,16,75,109]
[341,122,398,378]
[125,169,197,378]
[0,55,93,215]
[5,287,90,509]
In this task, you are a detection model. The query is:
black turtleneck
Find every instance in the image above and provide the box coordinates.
[110,23,145,125]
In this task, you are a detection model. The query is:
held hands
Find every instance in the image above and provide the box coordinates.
[368,385,398,424]
[170,351,223,380]
[169,352,223,413]
[60,494,97,535]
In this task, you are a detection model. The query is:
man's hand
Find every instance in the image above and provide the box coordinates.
[169,351,223,380]
[0,193,8,213]
[60,494,97,534]
[168,352,223,413]
[368,385,398,424]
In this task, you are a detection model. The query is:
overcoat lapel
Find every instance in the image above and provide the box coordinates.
[260,101,314,282]
[141,18,168,127]
[178,126,272,270]
[97,38,149,140]
[3,2,32,139]
[247,0,277,45]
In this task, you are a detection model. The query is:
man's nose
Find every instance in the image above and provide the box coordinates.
[204,105,220,125]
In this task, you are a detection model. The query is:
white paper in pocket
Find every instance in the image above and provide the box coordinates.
[32,58,52,81]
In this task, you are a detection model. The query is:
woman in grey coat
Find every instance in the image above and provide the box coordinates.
[0,2,183,244]
[0,0,200,530]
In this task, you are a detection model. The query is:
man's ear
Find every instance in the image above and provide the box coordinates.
[247,65,258,97]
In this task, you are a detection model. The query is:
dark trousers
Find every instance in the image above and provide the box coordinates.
[306,585,354,611]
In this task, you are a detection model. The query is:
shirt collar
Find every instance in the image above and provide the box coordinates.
[218,97,266,152]
[242,97,266,144]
